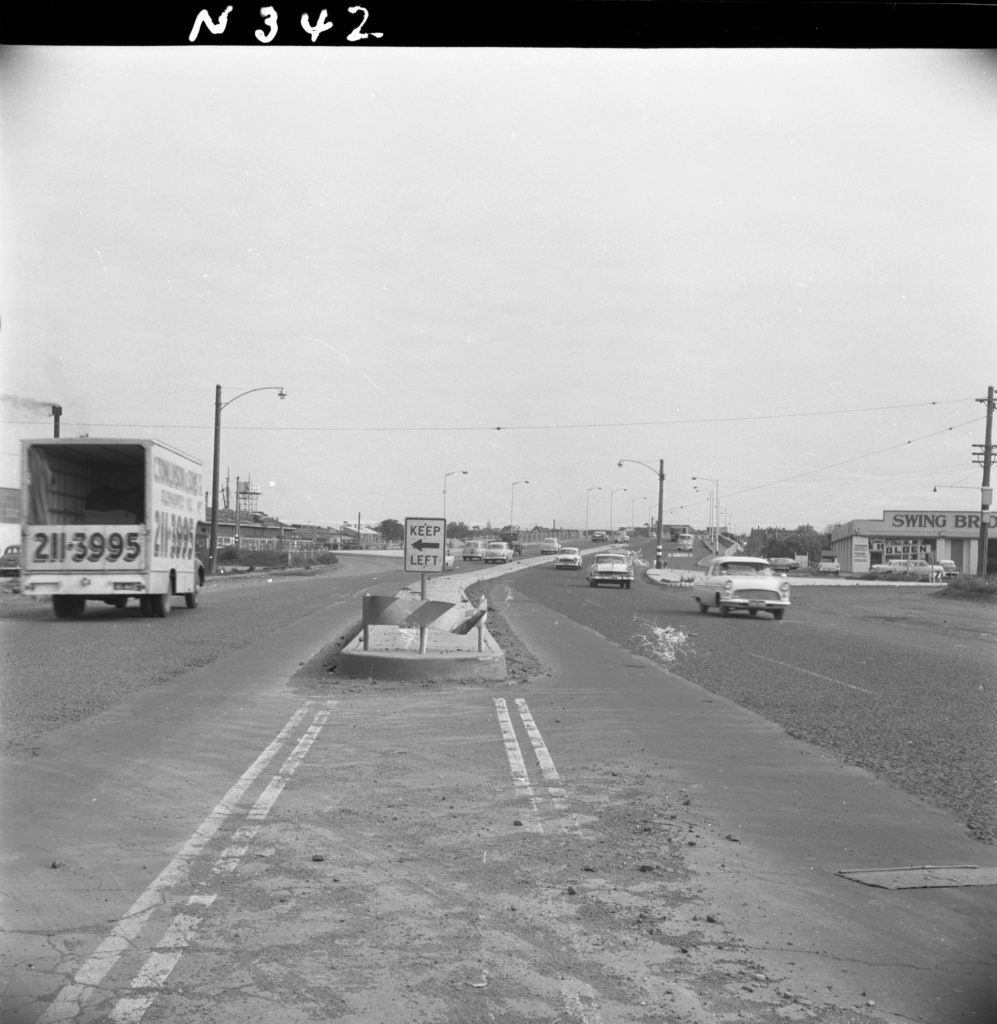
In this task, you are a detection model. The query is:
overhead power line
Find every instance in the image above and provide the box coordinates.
[0,398,977,434]
[666,415,984,514]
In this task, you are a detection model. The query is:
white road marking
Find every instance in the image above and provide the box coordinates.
[107,894,218,1023]
[493,698,544,832]
[515,698,580,833]
[39,701,332,1024]
[212,824,260,873]
[749,653,878,696]
[248,711,331,820]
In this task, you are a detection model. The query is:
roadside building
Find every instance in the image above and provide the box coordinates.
[830,509,995,575]
[0,486,20,550]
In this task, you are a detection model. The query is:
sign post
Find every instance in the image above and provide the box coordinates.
[404,517,447,655]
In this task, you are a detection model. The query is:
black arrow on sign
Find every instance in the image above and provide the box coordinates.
[412,539,440,551]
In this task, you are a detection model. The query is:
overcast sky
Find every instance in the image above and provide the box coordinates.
[1,46,994,532]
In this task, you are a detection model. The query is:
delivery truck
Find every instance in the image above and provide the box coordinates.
[19,438,205,618]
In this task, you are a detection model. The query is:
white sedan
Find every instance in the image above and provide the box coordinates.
[587,552,634,589]
[554,546,582,570]
[540,537,561,555]
[483,542,514,564]
[692,556,790,620]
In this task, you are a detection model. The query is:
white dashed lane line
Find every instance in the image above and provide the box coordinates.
[749,653,878,696]
[40,700,335,1024]
[493,696,581,835]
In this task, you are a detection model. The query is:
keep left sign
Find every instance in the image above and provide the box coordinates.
[404,517,446,573]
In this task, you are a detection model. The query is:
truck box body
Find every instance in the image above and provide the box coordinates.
[20,438,204,617]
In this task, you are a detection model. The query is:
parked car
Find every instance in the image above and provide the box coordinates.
[483,541,514,564]
[587,552,634,589]
[767,557,798,573]
[935,559,959,578]
[462,540,486,561]
[540,537,561,555]
[692,556,790,620]
[816,557,840,575]
[870,558,939,580]
[0,545,20,576]
[554,546,582,570]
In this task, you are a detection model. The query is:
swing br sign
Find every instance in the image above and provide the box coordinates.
[404,517,447,573]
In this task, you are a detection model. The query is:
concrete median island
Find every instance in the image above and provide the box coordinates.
[335,574,507,682]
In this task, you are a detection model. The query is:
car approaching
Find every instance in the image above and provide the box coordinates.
[462,540,486,561]
[554,546,582,570]
[816,557,841,575]
[483,541,514,564]
[590,530,607,542]
[540,537,561,555]
[692,556,790,620]
[0,545,20,576]
[587,552,634,589]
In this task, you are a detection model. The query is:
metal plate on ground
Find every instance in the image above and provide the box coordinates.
[837,865,997,889]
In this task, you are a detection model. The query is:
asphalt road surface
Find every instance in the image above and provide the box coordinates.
[2,553,995,1024]
[501,544,997,847]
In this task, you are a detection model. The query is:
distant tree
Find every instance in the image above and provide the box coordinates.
[446,521,472,540]
[749,524,827,565]
[378,518,404,544]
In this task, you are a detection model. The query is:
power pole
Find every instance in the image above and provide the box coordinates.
[974,385,995,577]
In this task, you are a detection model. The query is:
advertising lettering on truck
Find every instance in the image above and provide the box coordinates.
[20,438,205,619]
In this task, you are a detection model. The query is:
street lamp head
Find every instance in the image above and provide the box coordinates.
[277,388,287,399]
[617,460,623,467]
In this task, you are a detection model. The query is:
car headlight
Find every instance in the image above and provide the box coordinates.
[723,580,734,595]
[779,582,790,596]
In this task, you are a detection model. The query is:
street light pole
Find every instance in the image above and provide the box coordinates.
[618,458,666,567]
[585,486,602,536]
[609,488,627,532]
[443,470,468,529]
[209,384,286,574]
[692,476,720,553]
[693,484,714,549]
[632,495,647,532]
[510,479,529,530]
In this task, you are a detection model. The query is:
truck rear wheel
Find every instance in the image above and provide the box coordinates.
[53,595,86,619]
[152,593,172,618]
[185,584,198,609]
